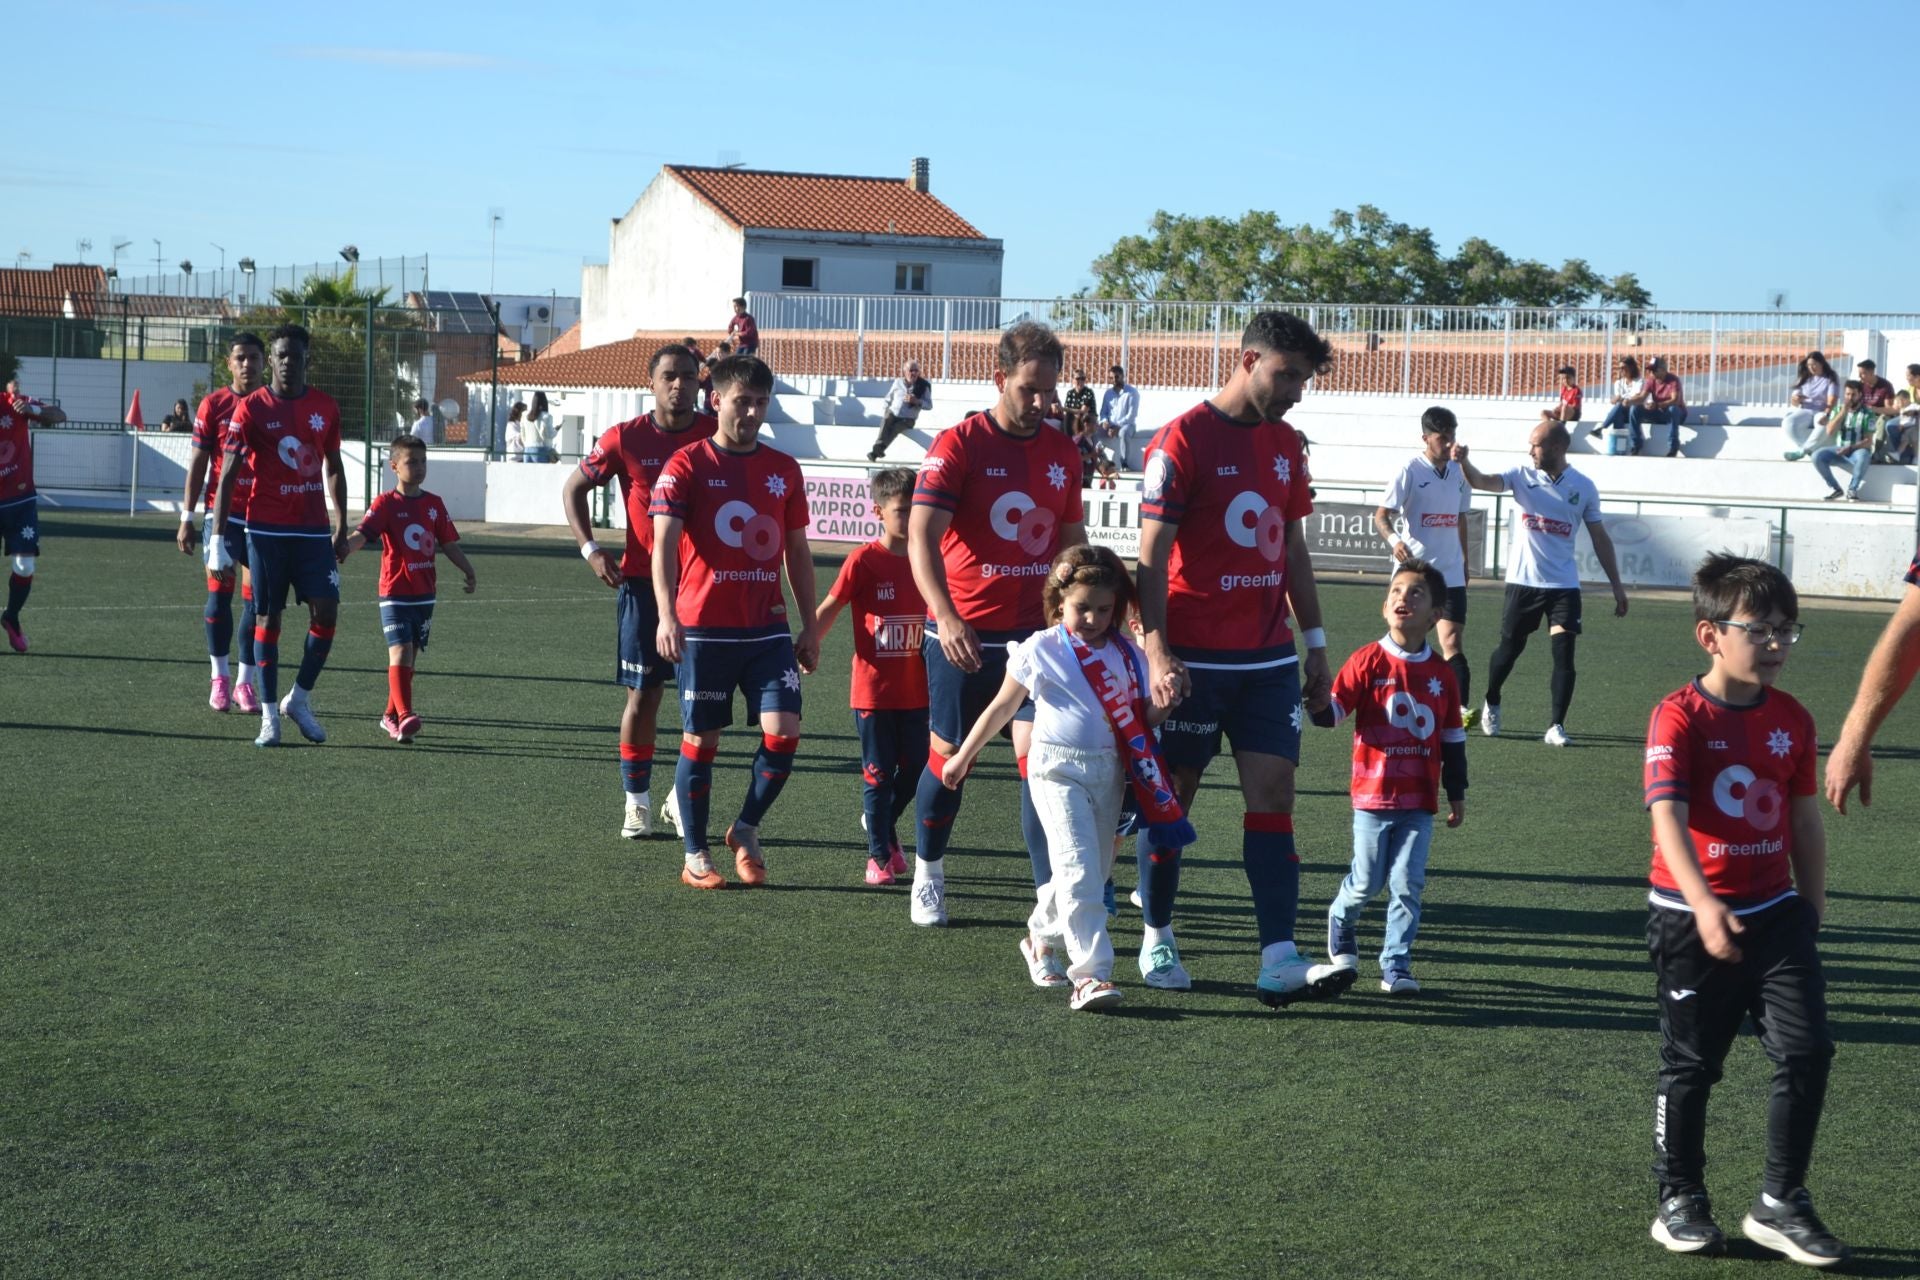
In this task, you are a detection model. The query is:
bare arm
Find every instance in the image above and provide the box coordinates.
[940,670,1032,788]
[652,514,686,663]
[1826,581,1920,812]
[814,591,847,637]
[1135,515,1188,707]
[561,465,621,589]
[1651,799,1746,961]
[1585,519,1629,616]
[342,530,370,558]
[178,447,213,554]
[1374,505,1408,562]
[908,502,979,673]
[785,527,819,674]
[1786,794,1827,923]
[323,448,350,560]
[1284,518,1331,712]
[442,541,478,593]
[1456,508,1471,579]
[1450,445,1507,493]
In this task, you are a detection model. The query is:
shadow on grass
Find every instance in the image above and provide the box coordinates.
[1828,1246,1920,1278]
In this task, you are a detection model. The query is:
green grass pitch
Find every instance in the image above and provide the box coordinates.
[4,512,1918,1278]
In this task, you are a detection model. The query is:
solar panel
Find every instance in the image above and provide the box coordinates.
[421,290,495,334]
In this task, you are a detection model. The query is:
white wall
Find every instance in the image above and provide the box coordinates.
[17,356,205,427]
[581,174,743,346]
[742,232,1002,307]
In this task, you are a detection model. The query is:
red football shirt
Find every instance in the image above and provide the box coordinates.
[1328,637,1465,812]
[650,439,809,635]
[1643,681,1818,906]
[356,487,460,601]
[830,540,929,710]
[912,410,1085,634]
[192,387,250,516]
[1560,384,1583,416]
[0,398,36,507]
[226,386,342,534]
[1141,401,1313,661]
[579,411,718,577]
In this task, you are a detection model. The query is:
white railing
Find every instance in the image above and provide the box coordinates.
[746,292,1920,403]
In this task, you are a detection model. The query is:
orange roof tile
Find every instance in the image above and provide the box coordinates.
[0,264,109,317]
[666,166,987,240]
[463,332,724,390]
[538,321,581,359]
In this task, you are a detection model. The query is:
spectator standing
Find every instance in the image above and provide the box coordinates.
[524,391,555,463]
[1540,366,1582,428]
[503,402,527,462]
[162,398,194,433]
[727,297,759,356]
[1062,370,1097,442]
[1591,356,1646,443]
[1630,357,1688,457]
[410,398,436,443]
[1779,352,1839,460]
[1098,365,1140,469]
[867,359,933,462]
[1808,380,1880,501]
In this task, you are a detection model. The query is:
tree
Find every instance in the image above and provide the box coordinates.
[1085,205,1653,313]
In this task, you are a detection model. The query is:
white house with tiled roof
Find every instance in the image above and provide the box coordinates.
[580,158,1002,347]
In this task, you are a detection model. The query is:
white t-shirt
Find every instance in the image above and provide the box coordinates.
[1502,465,1603,590]
[1611,377,1647,405]
[410,414,434,441]
[524,412,554,450]
[1382,454,1473,587]
[1007,626,1145,750]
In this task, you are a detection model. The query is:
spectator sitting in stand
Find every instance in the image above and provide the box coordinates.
[1062,369,1097,442]
[1591,356,1645,443]
[1780,351,1840,460]
[1629,357,1688,457]
[1886,390,1916,464]
[1809,379,1882,501]
[1092,455,1120,490]
[1856,359,1897,421]
[1540,366,1582,429]
[1097,365,1140,469]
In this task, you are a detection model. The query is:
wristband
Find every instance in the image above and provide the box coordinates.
[1302,627,1327,650]
[580,540,601,561]
[180,510,197,526]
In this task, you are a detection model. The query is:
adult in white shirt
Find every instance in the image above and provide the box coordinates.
[524,391,556,463]
[1452,422,1629,747]
[1589,356,1646,443]
[1780,351,1840,461]
[409,398,435,443]
[866,359,932,462]
[1097,365,1140,469]
[1375,406,1478,724]
[503,401,526,462]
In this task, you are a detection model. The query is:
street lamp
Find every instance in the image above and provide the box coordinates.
[238,256,256,305]
[340,244,360,264]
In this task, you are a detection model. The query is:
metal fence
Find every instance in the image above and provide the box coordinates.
[746,292,1920,403]
[104,255,430,305]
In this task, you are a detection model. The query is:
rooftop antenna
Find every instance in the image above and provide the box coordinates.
[75,238,93,261]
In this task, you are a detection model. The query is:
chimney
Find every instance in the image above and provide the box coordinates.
[909,157,930,193]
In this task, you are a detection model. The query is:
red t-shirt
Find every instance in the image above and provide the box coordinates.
[356,487,460,601]
[1643,680,1817,906]
[192,387,250,517]
[1329,638,1465,812]
[225,386,342,534]
[830,540,929,710]
[727,313,759,349]
[578,412,719,577]
[1560,384,1583,416]
[0,397,37,507]
[1140,401,1314,661]
[650,439,809,635]
[912,410,1085,634]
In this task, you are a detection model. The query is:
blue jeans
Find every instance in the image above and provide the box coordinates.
[1329,808,1434,968]
[1597,403,1633,437]
[1628,404,1686,454]
[1810,446,1871,494]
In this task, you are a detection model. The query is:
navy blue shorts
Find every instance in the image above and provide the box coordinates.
[379,600,435,650]
[616,581,669,690]
[0,498,39,556]
[677,632,803,734]
[219,520,247,579]
[1158,650,1303,768]
[924,623,1036,745]
[248,531,339,614]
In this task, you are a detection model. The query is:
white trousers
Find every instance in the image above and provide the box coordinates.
[1025,741,1125,982]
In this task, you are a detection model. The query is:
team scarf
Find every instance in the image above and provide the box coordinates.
[1061,626,1197,850]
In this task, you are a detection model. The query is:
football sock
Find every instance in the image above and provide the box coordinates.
[674,740,717,855]
[1242,812,1301,949]
[254,623,281,702]
[210,655,230,680]
[1484,630,1525,705]
[1447,651,1472,709]
[4,572,30,619]
[1142,922,1175,948]
[1018,762,1051,888]
[619,742,654,797]
[738,733,798,827]
[1139,833,1183,929]
[236,588,256,670]
[914,748,963,863]
[1549,632,1577,725]
[294,624,335,693]
[205,575,234,662]
[889,741,919,831]
[385,667,402,718]
[860,756,890,860]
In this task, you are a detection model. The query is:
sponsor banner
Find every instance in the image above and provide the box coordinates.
[801,464,886,544]
[1083,488,1142,559]
[1309,502,1487,574]
[1565,513,1772,589]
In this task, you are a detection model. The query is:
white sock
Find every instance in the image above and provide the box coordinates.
[1142,924,1174,949]
[628,790,650,808]
[239,662,257,687]
[914,856,944,883]
[211,655,230,679]
[1260,940,1300,967]
[286,685,308,708]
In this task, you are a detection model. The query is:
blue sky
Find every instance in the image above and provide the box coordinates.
[15,0,1919,315]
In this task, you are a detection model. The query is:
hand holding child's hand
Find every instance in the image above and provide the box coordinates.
[940,755,969,791]
[1447,798,1465,828]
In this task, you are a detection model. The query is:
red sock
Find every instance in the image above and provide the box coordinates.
[387,666,405,717]
[397,666,415,715]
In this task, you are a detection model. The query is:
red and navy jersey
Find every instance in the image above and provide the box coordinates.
[912,410,1084,634]
[1141,401,1313,663]
[192,387,250,517]
[0,396,36,509]
[650,439,808,635]
[830,540,929,710]
[579,411,718,576]
[1328,638,1466,813]
[356,487,460,602]
[1644,680,1818,908]
[226,386,342,534]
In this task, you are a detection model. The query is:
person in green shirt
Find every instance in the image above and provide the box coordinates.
[1809,379,1883,501]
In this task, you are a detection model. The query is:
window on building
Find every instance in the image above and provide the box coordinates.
[781,258,817,290]
[895,263,930,294]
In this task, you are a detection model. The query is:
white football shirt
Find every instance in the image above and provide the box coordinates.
[1501,464,1603,590]
[1382,454,1473,587]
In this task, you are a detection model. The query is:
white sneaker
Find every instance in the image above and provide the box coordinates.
[253,706,282,748]
[1543,723,1570,747]
[910,870,948,927]
[1480,700,1501,736]
[1258,942,1357,1008]
[1139,939,1192,990]
[660,785,683,836]
[279,692,326,743]
[621,797,652,839]
[1019,932,1070,988]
